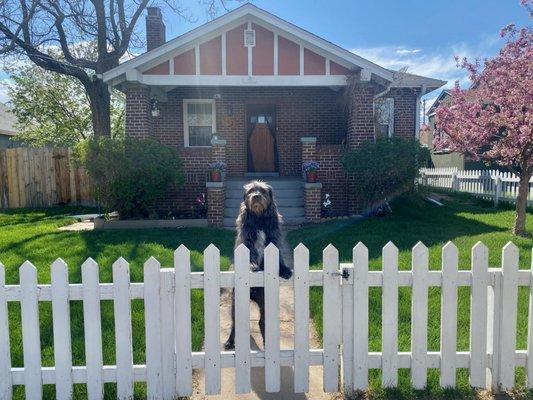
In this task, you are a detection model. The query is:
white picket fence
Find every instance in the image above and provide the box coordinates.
[420,167,533,206]
[0,241,531,399]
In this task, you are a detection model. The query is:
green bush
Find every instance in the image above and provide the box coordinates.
[75,138,184,219]
[342,137,429,209]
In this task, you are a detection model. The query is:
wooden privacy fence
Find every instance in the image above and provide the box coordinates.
[420,167,533,206]
[0,241,530,399]
[0,147,94,209]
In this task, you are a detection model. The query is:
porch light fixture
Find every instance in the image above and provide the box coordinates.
[150,97,160,117]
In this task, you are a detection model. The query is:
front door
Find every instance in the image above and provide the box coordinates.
[247,105,278,173]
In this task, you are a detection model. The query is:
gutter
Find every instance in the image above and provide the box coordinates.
[415,84,427,140]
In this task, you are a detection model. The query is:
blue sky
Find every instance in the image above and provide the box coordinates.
[0,0,530,111]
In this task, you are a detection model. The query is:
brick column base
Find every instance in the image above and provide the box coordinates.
[304,182,322,223]
[206,182,225,227]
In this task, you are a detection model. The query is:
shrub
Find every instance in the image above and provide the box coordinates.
[75,138,184,219]
[341,137,430,209]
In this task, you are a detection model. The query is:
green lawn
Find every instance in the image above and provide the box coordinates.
[1,192,532,399]
[287,191,533,399]
[0,207,234,399]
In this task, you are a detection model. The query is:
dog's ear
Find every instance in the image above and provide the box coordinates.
[243,182,253,201]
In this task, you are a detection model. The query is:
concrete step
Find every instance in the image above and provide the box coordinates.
[225,179,303,190]
[223,216,306,228]
[224,196,304,208]
[224,205,305,219]
[226,187,304,199]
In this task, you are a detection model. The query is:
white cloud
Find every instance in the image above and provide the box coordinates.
[352,35,501,93]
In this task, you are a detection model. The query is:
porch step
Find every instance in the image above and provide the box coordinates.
[224,196,304,208]
[225,178,303,190]
[223,216,306,228]
[223,177,305,228]
[224,206,305,219]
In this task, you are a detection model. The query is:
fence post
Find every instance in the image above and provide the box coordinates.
[494,176,502,207]
[452,172,459,192]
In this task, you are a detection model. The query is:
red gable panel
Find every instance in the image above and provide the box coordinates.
[200,36,222,75]
[226,24,248,75]
[143,60,170,75]
[330,61,351,75]
[174,48,196,75]
[278,36,299,75]
[304,48,325,75]
[252,23,274,75]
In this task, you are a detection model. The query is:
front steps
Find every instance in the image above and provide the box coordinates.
[223,177,305,228]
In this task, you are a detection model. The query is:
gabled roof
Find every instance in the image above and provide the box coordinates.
[104,3,446,92]
[427,90,451,116]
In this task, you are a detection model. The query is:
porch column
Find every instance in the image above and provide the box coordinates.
[346,81,375,214]
[301,136,317,162]
[211,138,227,164]
[304,182,322,223]
[206,182,225,227]
[346,81,375,150]
[125,84,153,139]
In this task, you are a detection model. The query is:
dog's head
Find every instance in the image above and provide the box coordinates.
[243,180,274,216]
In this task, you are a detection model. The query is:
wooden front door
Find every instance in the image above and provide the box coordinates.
[247,105,277,173]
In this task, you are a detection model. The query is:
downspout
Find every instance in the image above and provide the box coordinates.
[415,84,427,140]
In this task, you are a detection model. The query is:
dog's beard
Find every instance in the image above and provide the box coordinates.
[251,201,265,215]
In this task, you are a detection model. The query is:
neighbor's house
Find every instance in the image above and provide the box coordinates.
[0,103,21,148]
[422,90,484,170]
[103,4,445,227]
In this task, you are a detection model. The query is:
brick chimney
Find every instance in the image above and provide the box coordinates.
[146,7,166,51]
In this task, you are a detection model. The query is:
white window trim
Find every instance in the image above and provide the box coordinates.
[183,99,216,148]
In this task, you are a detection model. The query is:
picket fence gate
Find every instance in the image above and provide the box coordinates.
[420,167,533,206]
[0,241,531,399]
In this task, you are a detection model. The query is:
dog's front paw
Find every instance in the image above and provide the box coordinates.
[279,266,292,280]
[224,339,235,350]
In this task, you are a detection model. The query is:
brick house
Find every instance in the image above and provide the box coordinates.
[103,4,445,227]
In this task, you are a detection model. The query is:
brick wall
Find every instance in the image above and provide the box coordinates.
[315,144,348,214]
[390,88,419,137]
[125,83,418,216]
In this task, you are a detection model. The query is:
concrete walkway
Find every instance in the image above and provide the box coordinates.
[193,237,333,399]
[193,285,332,400]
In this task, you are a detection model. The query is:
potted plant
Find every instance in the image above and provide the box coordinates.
[302,160,320,183]
[208,161,226,182]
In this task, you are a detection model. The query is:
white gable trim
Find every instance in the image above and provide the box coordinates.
[103,4,394,83]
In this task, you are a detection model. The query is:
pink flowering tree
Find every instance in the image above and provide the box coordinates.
[435,1,533,236]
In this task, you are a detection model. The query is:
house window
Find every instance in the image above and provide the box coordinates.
[374,97,394,138]
[183,99,216,147]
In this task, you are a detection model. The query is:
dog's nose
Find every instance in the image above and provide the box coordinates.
[252,193,261,199]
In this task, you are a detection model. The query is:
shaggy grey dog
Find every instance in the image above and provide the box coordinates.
[224,180,292,350]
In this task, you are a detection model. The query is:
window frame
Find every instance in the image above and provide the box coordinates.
[183,99,216,148]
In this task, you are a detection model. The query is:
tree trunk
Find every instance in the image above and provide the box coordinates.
[85,78,111,138]
[513,171,531,236]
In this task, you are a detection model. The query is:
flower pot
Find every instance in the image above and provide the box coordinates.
[306,171,318,183]
[210,170,222,182]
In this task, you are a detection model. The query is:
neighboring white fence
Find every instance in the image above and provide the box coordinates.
[0,242,530,399]
[420,167,533,206]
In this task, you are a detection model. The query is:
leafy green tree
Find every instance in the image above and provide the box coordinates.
[6,63,124,147]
